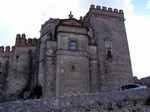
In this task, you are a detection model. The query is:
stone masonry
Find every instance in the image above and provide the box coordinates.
[0,4,133,102]
[0,88,150,112]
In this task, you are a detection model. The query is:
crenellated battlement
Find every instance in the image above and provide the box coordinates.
[0,46,14,52]
[90,4,123,13]
[0,34,38,57]
[84,4,124,20]
[0,46,14,57]
[15,33,38,47]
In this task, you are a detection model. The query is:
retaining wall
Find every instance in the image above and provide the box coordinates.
[0,88,150,111]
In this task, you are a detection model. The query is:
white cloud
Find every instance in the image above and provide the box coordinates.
[122,0,150,78]
[125,14,150,78]
[148,0,150,8]
[122,0,134,13]
[147,0,150,8]
[0,0,84,46]
[0,0,48,46]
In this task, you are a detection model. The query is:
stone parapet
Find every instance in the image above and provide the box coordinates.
[0,46,14,57]
[90,4,124,14]
[84,4,124,21]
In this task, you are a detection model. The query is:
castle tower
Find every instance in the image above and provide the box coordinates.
[83,5,133,91]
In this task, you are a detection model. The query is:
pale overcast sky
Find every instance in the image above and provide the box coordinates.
[0,0,150,79]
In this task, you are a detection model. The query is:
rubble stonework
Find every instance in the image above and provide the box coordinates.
[0,88,150,112]
[0,4,133,102]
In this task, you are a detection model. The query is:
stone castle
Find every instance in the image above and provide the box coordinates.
[0,5,133,101]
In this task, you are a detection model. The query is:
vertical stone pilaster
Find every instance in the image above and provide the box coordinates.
[55,55,61,97]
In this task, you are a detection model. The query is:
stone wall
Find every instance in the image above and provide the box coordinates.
[1,88,150,112]
[0,55,13,96]
[6,46,37,95]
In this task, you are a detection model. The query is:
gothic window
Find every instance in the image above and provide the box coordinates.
[69,41,77,50]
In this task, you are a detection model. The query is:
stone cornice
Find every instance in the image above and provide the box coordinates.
[56,49,90,57]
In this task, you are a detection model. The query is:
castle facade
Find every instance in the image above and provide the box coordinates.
[0,5,133,101]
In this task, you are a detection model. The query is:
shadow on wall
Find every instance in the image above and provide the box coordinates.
[18,84,42,100]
